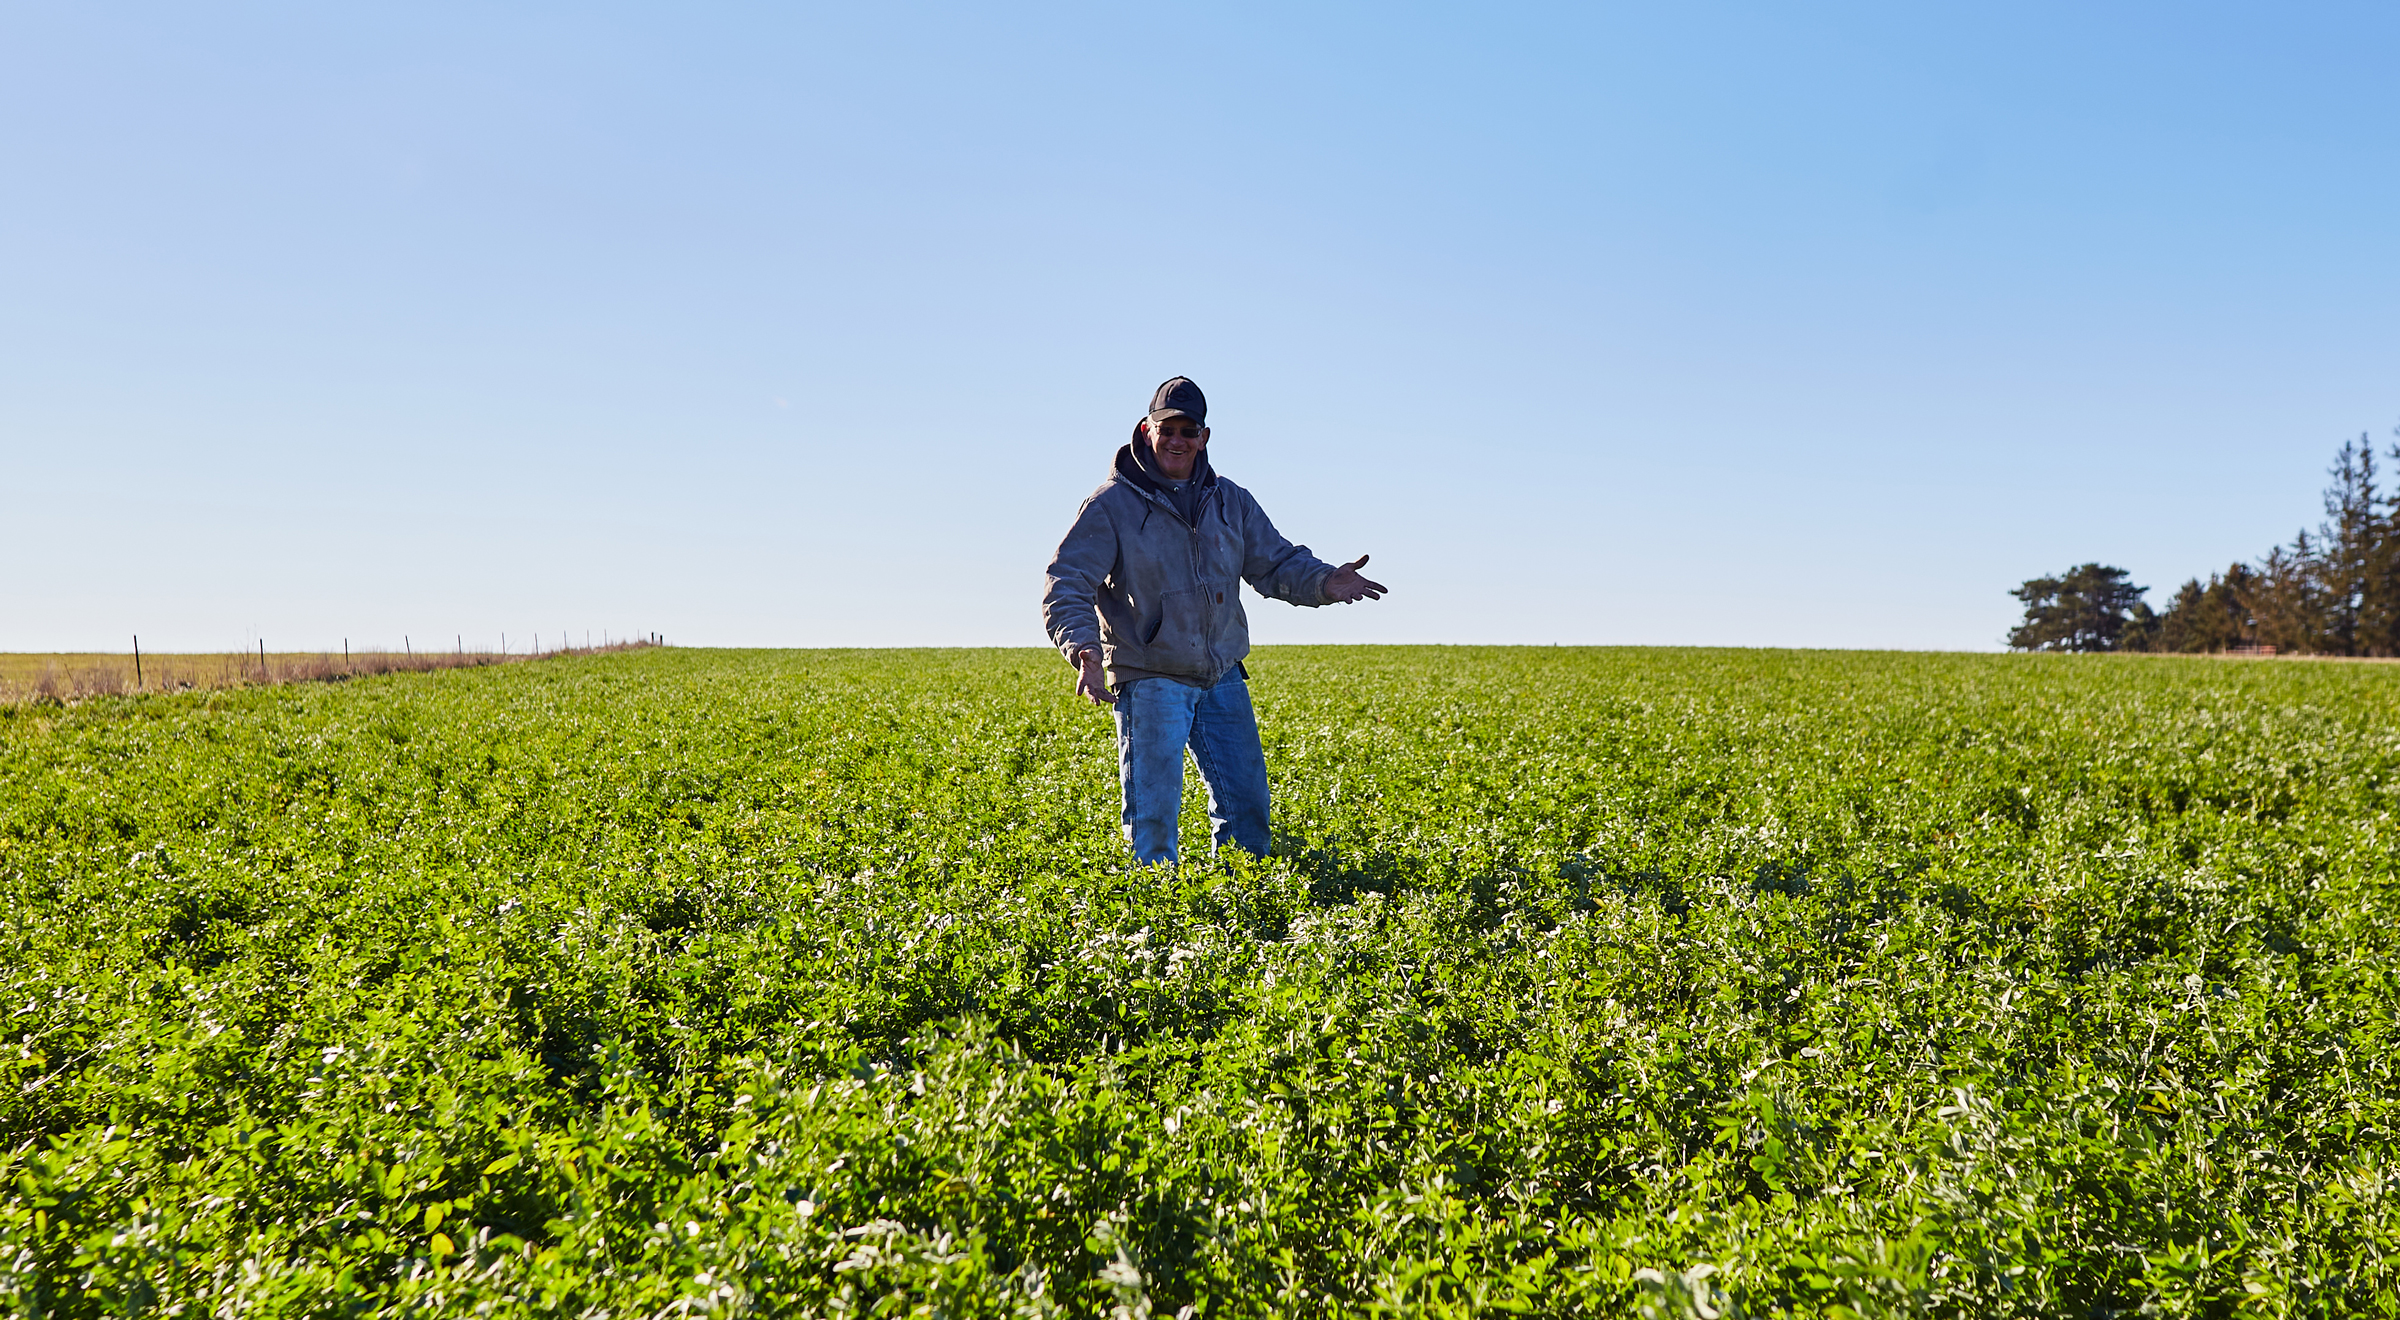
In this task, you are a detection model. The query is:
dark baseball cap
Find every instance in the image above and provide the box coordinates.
[1146,376,1207,427]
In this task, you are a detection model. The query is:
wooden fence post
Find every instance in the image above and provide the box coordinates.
[134,635,142,690]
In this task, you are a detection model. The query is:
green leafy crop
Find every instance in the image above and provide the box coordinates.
[2,646,2394,1317]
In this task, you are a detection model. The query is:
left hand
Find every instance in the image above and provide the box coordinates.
[1073,648,1115,705]
[1324,555,1388,604]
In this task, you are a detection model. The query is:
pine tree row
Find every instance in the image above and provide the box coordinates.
[2010,427,2400,655]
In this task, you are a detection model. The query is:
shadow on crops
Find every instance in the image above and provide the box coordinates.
[155,883,260,971]
[1277,837,1410,906]
[1557,855,1691,919]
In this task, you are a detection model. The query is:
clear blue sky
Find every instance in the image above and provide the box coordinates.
[5,2,2395,653]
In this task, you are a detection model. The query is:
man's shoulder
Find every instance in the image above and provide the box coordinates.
[1066,474,1150,530]
[1079,472,1142,509]
[1211,474,1265,513]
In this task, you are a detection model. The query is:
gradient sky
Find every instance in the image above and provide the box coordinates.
[5,2,2396,654]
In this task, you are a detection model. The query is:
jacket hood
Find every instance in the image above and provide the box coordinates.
[1113,439,1218,499]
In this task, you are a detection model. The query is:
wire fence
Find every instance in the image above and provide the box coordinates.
[0,636,664,707]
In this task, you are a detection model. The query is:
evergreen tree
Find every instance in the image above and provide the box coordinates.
[2314,437,2377,654]
[2251,541,2324,654]
[2191,565,2260,652]
[2152,578,2212,653]
[2120,600,2162,652]
[2007,564,2148,651]
[2328,434,2400,656]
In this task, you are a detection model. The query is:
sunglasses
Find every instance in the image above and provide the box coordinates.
[1152,422,1204,439]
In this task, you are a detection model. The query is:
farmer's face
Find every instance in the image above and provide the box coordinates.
[1145,416,1208,481]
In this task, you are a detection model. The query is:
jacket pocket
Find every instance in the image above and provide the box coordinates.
[1140,588,1207,669]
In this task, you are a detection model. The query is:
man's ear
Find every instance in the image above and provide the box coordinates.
[1132,420,1150,445]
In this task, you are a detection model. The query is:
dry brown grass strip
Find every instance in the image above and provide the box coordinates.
[0,641,662,707]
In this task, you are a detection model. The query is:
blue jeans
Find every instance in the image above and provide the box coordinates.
[1112,668,1271,864]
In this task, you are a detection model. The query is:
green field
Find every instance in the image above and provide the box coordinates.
[3,647,2395,1317]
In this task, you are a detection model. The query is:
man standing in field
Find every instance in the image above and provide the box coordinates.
[1042,377,1387,864]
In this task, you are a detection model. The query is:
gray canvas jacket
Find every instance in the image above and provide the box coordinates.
[1043,445,1338,686]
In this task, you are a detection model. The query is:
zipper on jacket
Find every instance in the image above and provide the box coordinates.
[1131,478,1230,676]
[1193,519,1210,675]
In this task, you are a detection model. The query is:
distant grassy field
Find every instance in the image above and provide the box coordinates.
[3,646,2395,1316]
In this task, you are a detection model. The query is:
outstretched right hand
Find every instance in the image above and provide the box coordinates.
[1074,649,1116,706]
[1324,554,1389,604]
